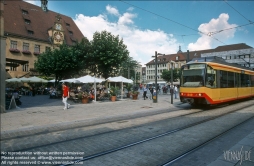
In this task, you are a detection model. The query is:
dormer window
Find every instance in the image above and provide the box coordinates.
[22,10,28,15]
[69,31,73,35]
[66,23,70,27]
[28,30,34,35]
[176,56,178,60]
[25,19,31,24]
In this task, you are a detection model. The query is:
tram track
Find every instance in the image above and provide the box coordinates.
[160,115,254,166]
[1,100,253,166]
[1,99,251,153]
[57,102,254,165]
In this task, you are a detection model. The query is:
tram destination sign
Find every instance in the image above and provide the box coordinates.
[189,64,205,70]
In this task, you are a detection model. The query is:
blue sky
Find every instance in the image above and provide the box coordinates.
[26,1,254,66]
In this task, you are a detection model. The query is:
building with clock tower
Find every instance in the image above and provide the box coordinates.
[3,0,84,78]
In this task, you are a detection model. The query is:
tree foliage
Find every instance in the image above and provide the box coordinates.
[35,31,131,82]
[89,30,129,78]
[34,39,90,84]
[161,69,181,83]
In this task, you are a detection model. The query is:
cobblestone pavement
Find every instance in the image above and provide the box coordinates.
[1,93,253,166]
[1,92,184,134]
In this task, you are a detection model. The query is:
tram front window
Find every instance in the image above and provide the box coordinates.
[181,64,206,87]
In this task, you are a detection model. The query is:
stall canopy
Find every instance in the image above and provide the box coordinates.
[76,75,104,83]
[18,76,48,83]
[107,76,133,100]
[5,78,21,83]
[107,76,133,83]
[61,78,80,83]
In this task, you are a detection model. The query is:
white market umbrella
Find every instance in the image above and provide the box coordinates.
[76,75,105,102]
[61,78,80,83]
[76,75,104,83]
[19,77,31,83]
[27,76,48,83]
[5,78,21,82]
[107,76,133,100]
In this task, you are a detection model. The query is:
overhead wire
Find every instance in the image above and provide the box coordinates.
[224,0,253,24]
[119,0,226,45]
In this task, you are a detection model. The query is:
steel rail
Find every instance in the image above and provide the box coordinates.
[58,104,253,166]
[160,115,254,166]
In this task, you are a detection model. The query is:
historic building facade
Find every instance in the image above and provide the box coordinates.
[4,0,84,78]
[145,43,253,83]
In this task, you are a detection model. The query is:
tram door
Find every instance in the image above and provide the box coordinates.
[235,73,240,99]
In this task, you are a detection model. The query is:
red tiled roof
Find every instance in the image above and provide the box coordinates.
[4,0,84,45]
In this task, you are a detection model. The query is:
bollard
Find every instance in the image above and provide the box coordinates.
[153,90,157,103]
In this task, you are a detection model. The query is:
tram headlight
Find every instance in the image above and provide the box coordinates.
[198,93,202,96]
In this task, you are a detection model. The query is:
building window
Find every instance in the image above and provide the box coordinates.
[176,56,178,60]
[25,19,31,24]
[11,41,17,49]
[23,43,29,51]
[22,64,29,72]
[69,31,73,35]
[34,45,40,53]
[66,23,70,27]
[22,10,28,15]
[28,30,34,35]
[10,62,17,71]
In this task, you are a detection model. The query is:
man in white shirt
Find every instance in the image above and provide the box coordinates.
[174,85,178,99]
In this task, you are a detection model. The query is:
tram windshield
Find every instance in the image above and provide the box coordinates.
[181,64,206,87]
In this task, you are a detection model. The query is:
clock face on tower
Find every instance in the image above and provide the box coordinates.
[53,31,64,43]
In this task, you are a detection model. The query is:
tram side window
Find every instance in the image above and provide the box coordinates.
[240,74,250,87]
[228,72,235,88]
[220,71,228,88]
[206,65,216,88]
[251,75,254,87]
[235,73,240,87]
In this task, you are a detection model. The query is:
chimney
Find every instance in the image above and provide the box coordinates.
[187,50,190,62]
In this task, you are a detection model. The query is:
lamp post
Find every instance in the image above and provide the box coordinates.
[152,52,164,103]
[170,60,176,104]
[134,66,138,86]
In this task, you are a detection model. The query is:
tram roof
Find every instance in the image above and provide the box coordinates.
[187,56,253,72]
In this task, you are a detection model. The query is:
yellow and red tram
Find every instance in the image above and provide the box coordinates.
[180,57,254,105]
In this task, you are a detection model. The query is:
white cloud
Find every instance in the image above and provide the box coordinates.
[106,5,120,16]
[24,0,40,6]
[188,13,237,51]
[74,6,179,66]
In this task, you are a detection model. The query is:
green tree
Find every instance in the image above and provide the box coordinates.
[34,39,90,84]
[119,56,139,79]
[161,69,180,83]
[89,30,129,78]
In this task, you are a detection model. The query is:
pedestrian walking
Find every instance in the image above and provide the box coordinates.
[174,85,178,99]
[62,82,70,110]
[148,85,153,100]
[143,84,148,100]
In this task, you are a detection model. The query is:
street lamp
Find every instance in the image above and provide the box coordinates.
[135,67,137,85]
[152,51,165,103]
[170,60,176,104]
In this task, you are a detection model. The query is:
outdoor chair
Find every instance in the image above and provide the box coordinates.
[70,92,79,103]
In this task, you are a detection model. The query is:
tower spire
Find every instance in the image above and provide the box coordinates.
[41,0,48,12]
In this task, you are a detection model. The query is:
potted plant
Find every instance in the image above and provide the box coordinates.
[109,86,118,102]
[126,84,133,98]
[9,48,20,53]
[22,50,31,55]
[78,91,90,104]
[130,90,139,100]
